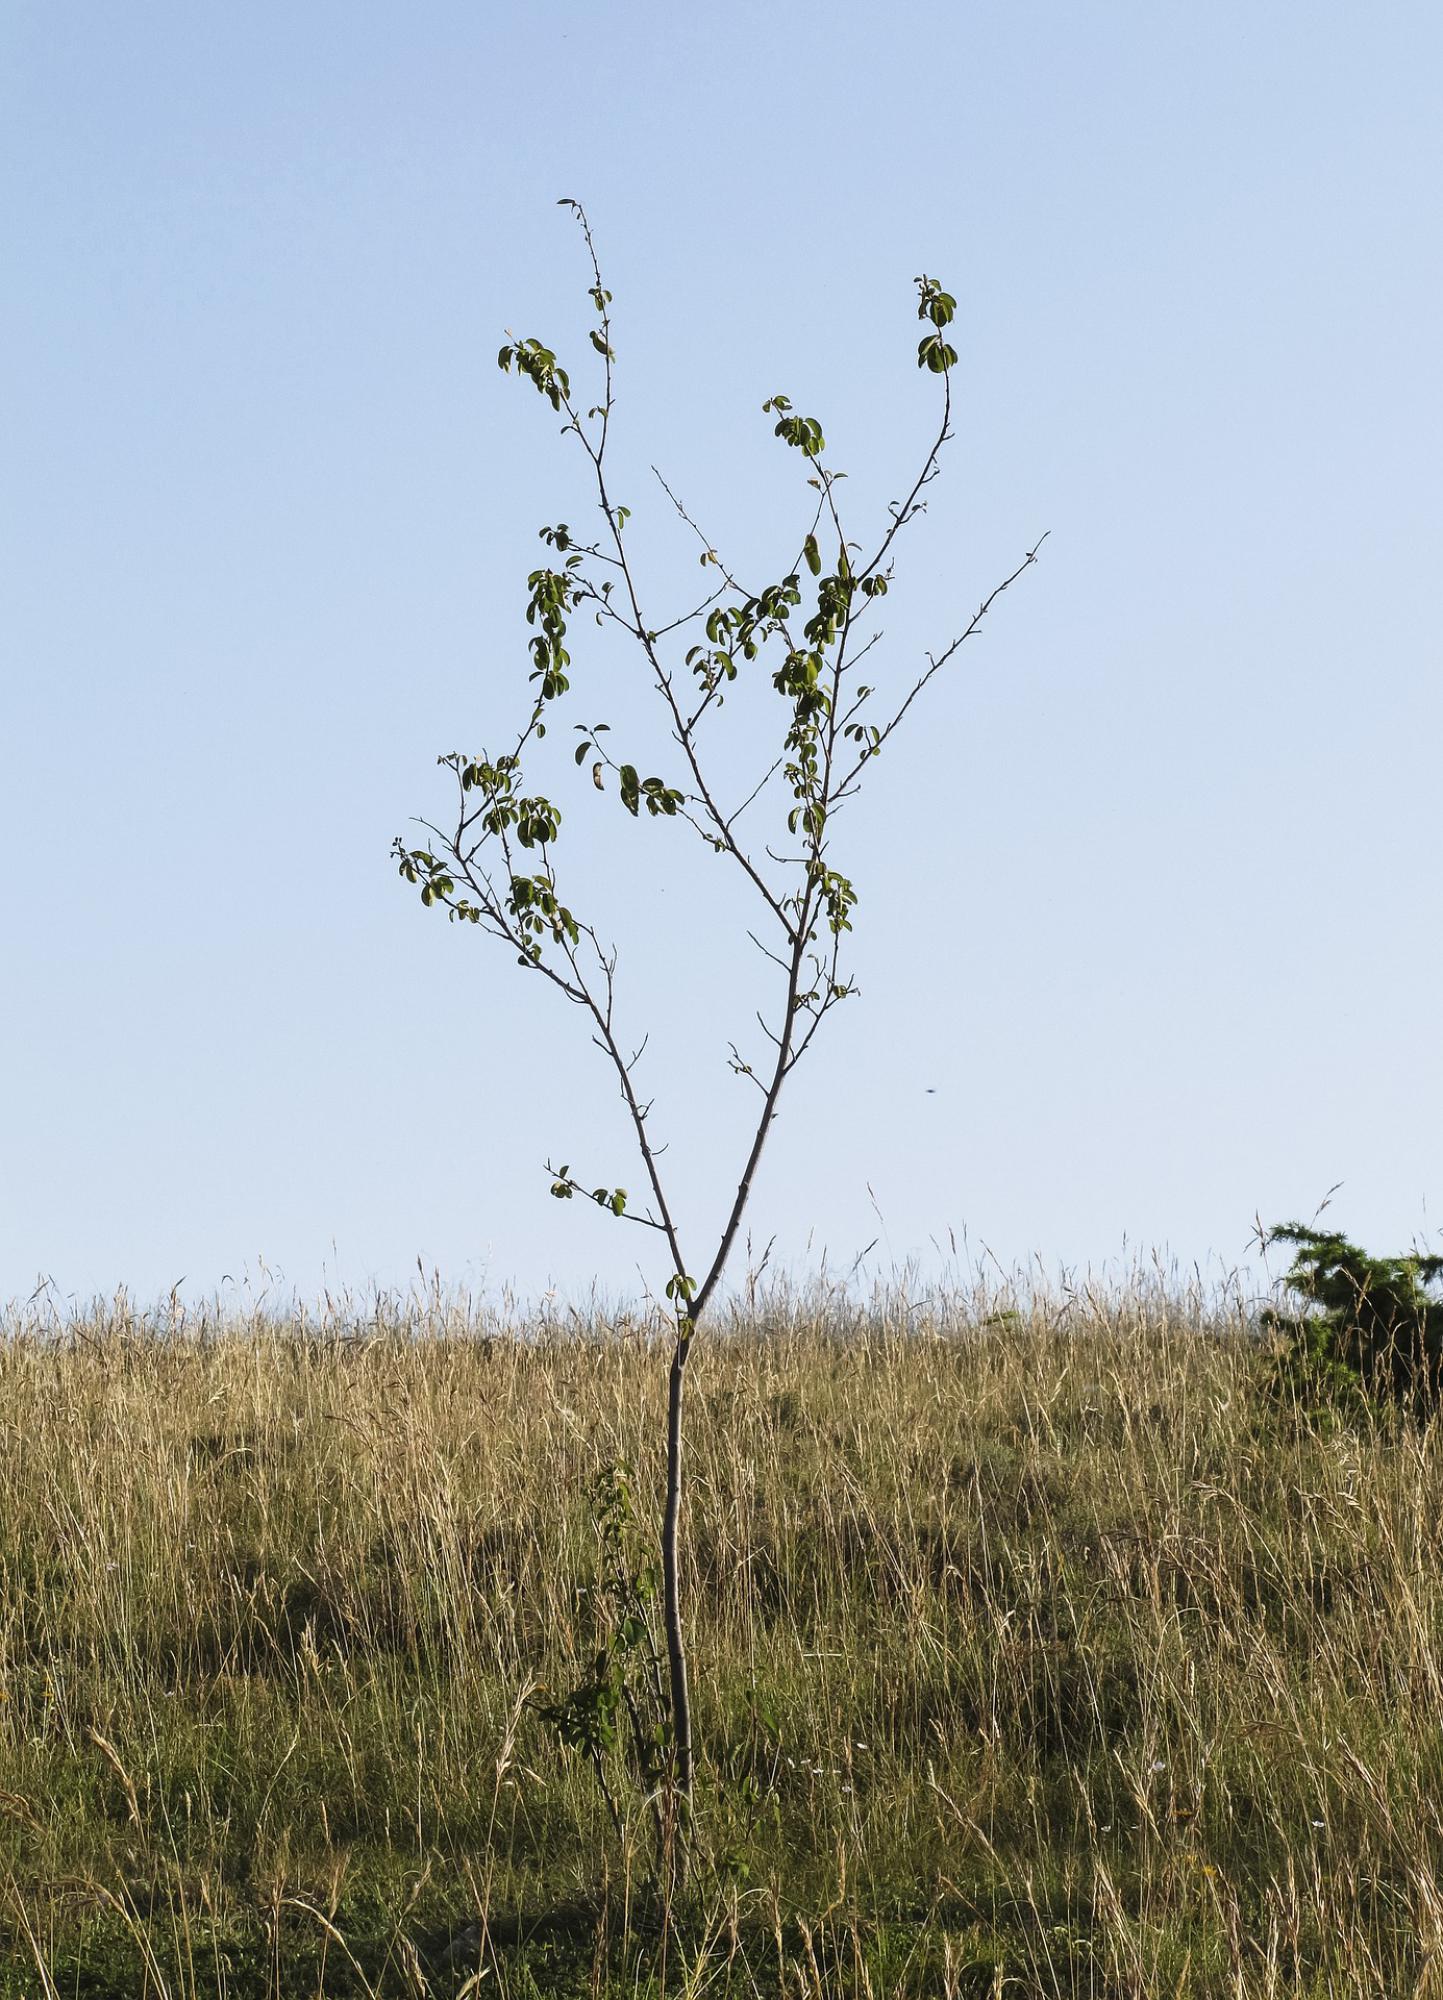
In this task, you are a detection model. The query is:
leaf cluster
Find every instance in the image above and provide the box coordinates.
[548,1166,628,1216]
[915,273,959,373]
[498,336,571,411]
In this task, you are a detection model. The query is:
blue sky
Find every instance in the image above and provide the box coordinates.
[5,1,1440,1311]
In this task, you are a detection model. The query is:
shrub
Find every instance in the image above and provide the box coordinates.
[1262,1223,1443,1417]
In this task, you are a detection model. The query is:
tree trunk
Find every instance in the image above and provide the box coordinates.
[660,1324,694,1843]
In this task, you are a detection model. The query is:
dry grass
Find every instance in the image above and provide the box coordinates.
[2,1274,1442,1996]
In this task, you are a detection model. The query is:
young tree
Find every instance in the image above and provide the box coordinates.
[395,200,1043,1860]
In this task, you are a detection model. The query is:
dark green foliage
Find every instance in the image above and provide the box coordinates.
[1262,1223,1443,1417]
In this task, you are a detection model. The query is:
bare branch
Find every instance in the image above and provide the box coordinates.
[836,534,1049,795]
[726,754,787,832]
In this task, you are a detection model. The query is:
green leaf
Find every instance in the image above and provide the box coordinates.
[803,534,821,576]
[917,333,959,373]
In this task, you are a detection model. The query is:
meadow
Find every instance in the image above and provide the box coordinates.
[3,1273,1442,1998]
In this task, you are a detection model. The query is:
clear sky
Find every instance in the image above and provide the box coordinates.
[5,1,1440,1313]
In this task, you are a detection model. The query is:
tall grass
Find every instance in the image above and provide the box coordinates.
[2,1272,1442,1996]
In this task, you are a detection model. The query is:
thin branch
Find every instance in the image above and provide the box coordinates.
[746,929,791,976]
[689,884,818,1320]
[726,754,787,833]
[835,534,1049,796]
[727,1043,766,1093]
[853,372,953,587]
[651,465,754,601]
[543,1164,670,1233]
[646,585,731,643]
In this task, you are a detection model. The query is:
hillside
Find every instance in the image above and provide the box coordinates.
[3,1282,1440,1997]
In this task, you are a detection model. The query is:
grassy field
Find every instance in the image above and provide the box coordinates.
[3,1276,1442,1998]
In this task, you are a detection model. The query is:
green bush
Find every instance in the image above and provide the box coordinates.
[1262,1223,1443,1417]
